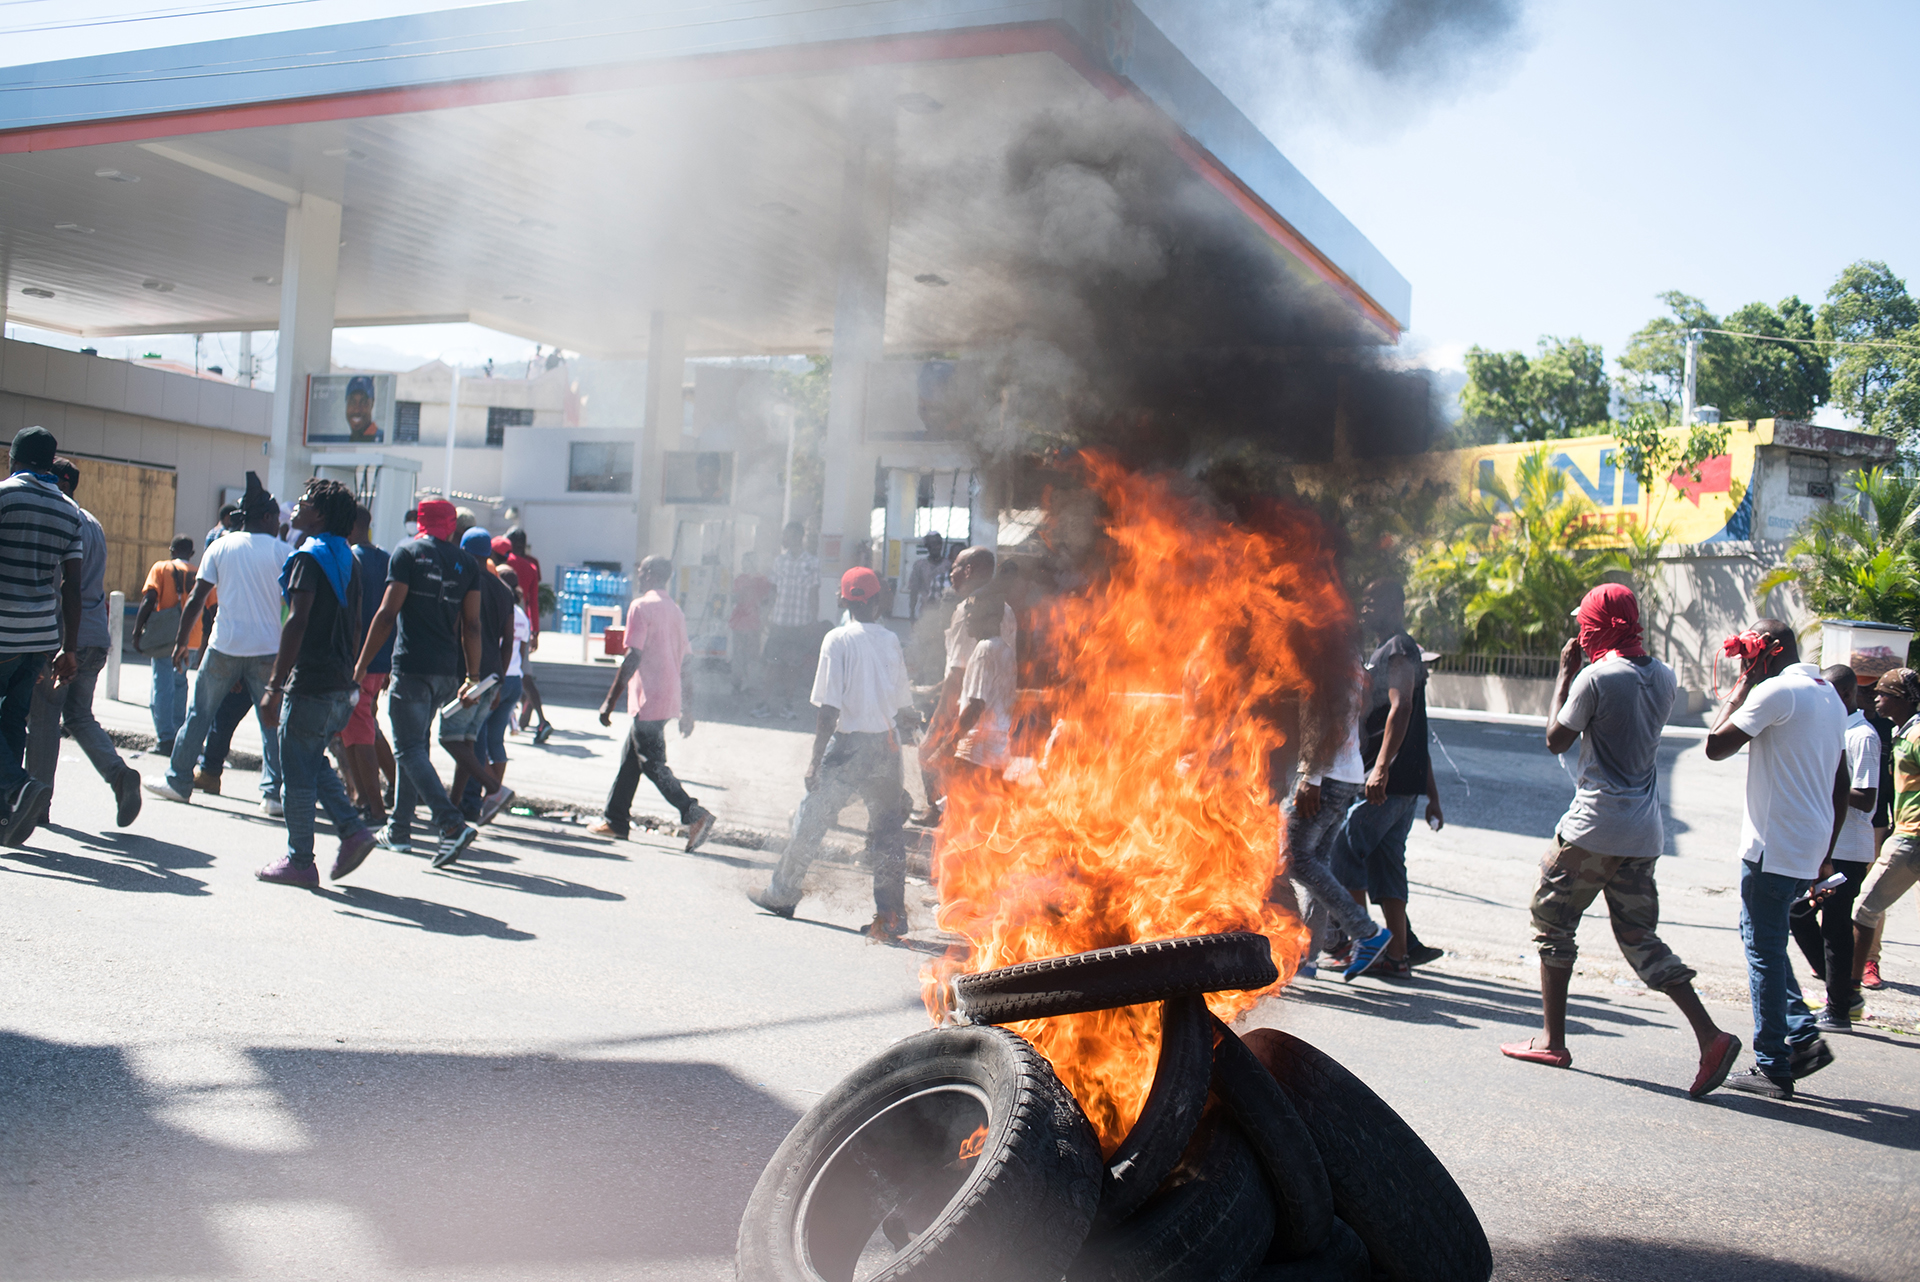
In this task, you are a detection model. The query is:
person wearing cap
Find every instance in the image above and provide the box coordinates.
[25,457,142,829]
[1500,585,1739,1096]
[1851,667,1920,1003]
[591,555,714,850]
[343,374,382,443]
[146,472,290,814]
[748,566,918,942]
[1705,617,1851,1099]
[0,427,86,846]
[352,497,484,868]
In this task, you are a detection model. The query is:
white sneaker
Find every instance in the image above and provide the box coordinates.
[144,778,190,803]
[261,797,284,818]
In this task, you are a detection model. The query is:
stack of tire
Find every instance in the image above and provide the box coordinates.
[738,933,1491,1282]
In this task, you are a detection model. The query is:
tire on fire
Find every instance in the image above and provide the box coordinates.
[1097,994,1214,1226]
[1206,1016,1333,1260]
[1241,1028,1492,1282]
[736,1024,1105,1282]
[950,933,1280,1025]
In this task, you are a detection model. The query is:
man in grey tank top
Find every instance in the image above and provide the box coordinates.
[1499,584,1741,1099]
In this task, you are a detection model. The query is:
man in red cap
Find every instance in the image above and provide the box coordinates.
[1502,583,1741,1097]
[749,566,919,941]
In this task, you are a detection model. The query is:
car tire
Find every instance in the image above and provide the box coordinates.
[1245,1216,1370,1282]
[1241,1028,1491,1282]
[1207,1017,1333,1260]
[950,933,1280,1025]
[736,1024,1105,1282]
[1097,994,1214,1226]
[1067,1106,1275,1282]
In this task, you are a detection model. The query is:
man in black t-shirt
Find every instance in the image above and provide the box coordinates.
[256,479,375,887]
[1329,580,1445,978]
[353,498,482,868]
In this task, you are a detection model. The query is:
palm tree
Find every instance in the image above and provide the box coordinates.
[1409,446,1639,655]
[1757,466,1920,632]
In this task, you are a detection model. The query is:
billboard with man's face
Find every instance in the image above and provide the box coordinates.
[305,372,395,445]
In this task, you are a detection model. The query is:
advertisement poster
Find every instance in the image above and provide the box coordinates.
[662,451,734,505]
[305,373,396,445]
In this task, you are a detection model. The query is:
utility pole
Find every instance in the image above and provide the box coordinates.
[1680,328,1699,426]
[237,331,254,387]
[442,359,462,500]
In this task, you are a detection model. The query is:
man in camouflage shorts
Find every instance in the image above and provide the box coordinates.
[1500,585,1741,1098]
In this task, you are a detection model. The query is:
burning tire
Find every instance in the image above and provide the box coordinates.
[1067,1108,1276,1282]
[1097,994,1214,1226]
[1206,1017,1333,1260]
[949,932,1280,1025]
[1241,1029,1491,1282]
[736,1025,1104,1282]
[1246,1217,1370,1282]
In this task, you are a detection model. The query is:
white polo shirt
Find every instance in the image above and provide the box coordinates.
[812,618,913,733]
[1728,662,1848,879]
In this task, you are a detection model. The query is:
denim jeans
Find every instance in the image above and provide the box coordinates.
[166,649,281,800]
[28,646,126,794]
[201,686,252,775]
[279,690,367,863]
[603,717,698,831]
[150,657,188,748]
[1330,792,1421,902]
[765,731,909,916]
[1281,777,1379,954]
[480,675,522,766]
[0,652,49,798]
[1740,857,1818,1078]
[386,672,465,841]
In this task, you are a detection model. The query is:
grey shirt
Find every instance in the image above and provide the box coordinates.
[75,507,109,650]
[1553,655,1678,858]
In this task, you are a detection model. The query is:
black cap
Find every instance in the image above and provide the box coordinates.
[10,426,57,471]
[240,470,277,518]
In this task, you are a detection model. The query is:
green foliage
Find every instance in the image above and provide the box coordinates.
[1819,260,1920,441]
[1611,407,1732,498]
[1457,336,1610,444]
[1719,296,1829,421]
[1408,447,1640,655]
[1616,291,1723,425]
[1758,466,1920,631]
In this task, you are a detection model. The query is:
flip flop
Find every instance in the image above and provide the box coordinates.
[1499,1040,1572,1068]
[1690,1031,1742,1099]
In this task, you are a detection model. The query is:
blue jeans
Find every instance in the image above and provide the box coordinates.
[1330,792,1420,903]
[166,649,282,800]
[0,652,48,799]
[386,672,465,840]
[1740,857,1818,1078]
[150,658,188,748]
[29,646,127,792]
[1282,778,1379,954]
[279,690,367,863]
[480,675,522,766]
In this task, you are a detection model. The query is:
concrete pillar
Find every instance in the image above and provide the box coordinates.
[818,70,896,609]
[266,193,341,502]
[636,310,686,576]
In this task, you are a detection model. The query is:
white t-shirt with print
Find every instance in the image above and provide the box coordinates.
[1728,662,1847,880]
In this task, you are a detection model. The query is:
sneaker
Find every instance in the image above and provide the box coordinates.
[533,722,553,745]
[431,824,478,869]
[1296,962,1319,980]
[112,768,142,828]
[1862,959,1884,990]
[1849,991,1866,1021]
[867,911,907,944]
[331,828,378,881]
[684,806,715,852]
[2,780,49,846]
[1789,1036,1835,1080]
[1344,925,1394,982]
[260,797,284,818]
[1815,1009,1852,1034]
[587,820,626,839]
[477,787,515,826]
[1372,955,1415,981]
[374,826,412,856]
[145,777,191,804]
[1725,1066,1793,1100]
[1407,940,1446,967]
[194,770,221,796]
[255,857,319,888]
[747,887,796,919]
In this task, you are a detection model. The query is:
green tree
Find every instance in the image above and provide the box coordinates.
[1819,260,1920,440]
[1457,336,1611,443]
[1408,447,1636,655]
[1616,291,1724,424]
[1757,466,1920,635]
[1719,296,1829,421]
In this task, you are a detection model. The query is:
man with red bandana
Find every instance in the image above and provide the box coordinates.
[1501,583,1742,1098]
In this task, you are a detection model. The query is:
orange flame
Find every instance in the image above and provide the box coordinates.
[924,458,1352,1152]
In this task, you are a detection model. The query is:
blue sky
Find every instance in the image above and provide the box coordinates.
[5,0,1916,417]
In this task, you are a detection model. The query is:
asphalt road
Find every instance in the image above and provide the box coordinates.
[2,711,1916,1281]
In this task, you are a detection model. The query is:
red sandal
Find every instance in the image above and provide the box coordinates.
[1500,1040,1572,1068]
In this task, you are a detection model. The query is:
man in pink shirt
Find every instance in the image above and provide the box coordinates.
[591,556,716,850]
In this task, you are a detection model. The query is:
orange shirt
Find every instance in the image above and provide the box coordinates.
[143,557,213,649]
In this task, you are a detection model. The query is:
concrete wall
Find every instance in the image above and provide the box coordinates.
[498,425,639,582]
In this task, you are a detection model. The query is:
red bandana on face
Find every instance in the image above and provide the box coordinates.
[1577,583,1646,661]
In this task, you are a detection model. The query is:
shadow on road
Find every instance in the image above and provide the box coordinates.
[314,885,536,940]
[438,863,627,901]
[1496,1232,1894,1281]
[1284,971,1665,1036]
[0,1030,798,1278]
[3,825,212,895]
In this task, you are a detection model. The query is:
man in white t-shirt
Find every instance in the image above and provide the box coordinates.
[1789,666,1880,1032]
[1500,585,1738,1097]
[951,589,1016,778]
[1706,617,1850,1099]
[750,567,918,942]
[917,547,1015,823]
[147,476,291,811]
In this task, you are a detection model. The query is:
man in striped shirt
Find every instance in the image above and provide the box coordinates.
[763,521,820,718]
[0,426,85,847]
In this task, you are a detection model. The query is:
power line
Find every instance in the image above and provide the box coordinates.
[0,0,333,36]
[1697,326,1920,355]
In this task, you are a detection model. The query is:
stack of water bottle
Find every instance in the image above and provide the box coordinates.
[555,566,631,634]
